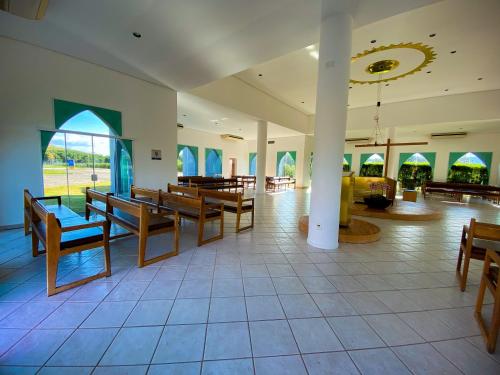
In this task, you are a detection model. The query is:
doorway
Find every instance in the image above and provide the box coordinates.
[229,158,237,177]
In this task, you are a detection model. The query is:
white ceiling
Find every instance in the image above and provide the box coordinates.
[236,0,500,114]
[177,93,302,140]
[0,0,440,91]
[346,119,500,139]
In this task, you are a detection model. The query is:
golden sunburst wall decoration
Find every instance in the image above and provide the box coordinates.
[350,42,436,84]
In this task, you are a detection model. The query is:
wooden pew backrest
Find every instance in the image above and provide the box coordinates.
[199,189,240,203]
[131,185,160,203]
[167,184,199,198]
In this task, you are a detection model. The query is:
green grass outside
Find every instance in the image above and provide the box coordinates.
[44,183,110,214]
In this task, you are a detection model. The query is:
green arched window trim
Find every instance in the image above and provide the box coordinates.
[249,152,257,173]
[343,154,352,168]
[41,99,131,159]
[398,152,436,171]
[448,152,492,172]
[177,144,199,175]
[276,151,296,175]
[360,153,384,169]
[54,99,122,136]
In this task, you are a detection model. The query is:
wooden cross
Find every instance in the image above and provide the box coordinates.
[355,138,428,177]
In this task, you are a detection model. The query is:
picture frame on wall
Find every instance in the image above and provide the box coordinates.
[151,149,162,160]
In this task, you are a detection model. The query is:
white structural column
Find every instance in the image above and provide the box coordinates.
[256,120,268,194]
[308,12,352,250]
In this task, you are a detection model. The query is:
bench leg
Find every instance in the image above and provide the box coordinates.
[138,232,148,268]
[46,246,59,296]
[198,215,224,246]
[32,232,40,257]
[24,214,30,236]
[458,254,471,292]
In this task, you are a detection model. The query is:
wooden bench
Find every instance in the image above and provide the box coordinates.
[159,191,223,246]
[457,218,500,291]
[30,198,111,296]
[130,185,160,205]
[423,181,500,203]
[234,175,256,189]
[200,189,255,233]
[475,249,500,353]
[266,176,296,191]
[85,187,110,220]
[24,189,79,235]
[167,183,199,198]
[106,195,179,267]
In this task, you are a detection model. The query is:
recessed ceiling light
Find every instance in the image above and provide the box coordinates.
[132,32,142,38]
[478,77,483,80]
[309,51,319,60]
[450,50,456,54]
[429,33,436,37]
[426,71,432,74]
[301,101,305,104]
[183,114,187,117]
[258,73,263,77]
[385,83,390,86]
[349,86,352,89]
[444,89,449,92]
[370,39,376,43]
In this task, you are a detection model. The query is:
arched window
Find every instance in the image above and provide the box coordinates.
[177,145,198,176]
[448,152,490,185]
[360,153,384,177]
[343,158,350,172]
[42,108,133,214]
[206,148,222,177]
[277,151,296,177]
[249,153,257,175]
[398,152,433,189]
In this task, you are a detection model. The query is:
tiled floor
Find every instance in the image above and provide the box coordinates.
[0,190,499,374]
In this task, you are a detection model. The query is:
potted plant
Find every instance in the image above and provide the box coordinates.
[364,182,393,210]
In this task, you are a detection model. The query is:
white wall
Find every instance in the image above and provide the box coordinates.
[342,132,500,185]
[248,135,308,187]
[0,37,177,227]
[177,127,249,177]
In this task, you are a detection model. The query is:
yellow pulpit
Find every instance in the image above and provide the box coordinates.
[340,172,354,227]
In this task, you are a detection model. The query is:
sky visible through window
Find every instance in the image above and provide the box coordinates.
[52,110,113,155]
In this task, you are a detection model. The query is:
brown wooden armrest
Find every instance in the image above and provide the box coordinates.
[34,195,62,204]
[61,220,106,232]
[486,249,500,265]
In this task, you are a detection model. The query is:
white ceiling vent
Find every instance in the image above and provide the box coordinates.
[0,0,48,20]
[221,134,244,141]
[345,137,371,144]
[430,132,467,139]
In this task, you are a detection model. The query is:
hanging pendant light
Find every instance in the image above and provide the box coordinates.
[371,77,383,145]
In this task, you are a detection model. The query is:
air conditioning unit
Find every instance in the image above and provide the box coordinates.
[221,134,244,141]
[177,123,184,128]
[345,137,370,144]
[0,0,48,20]
[430,132,467,139]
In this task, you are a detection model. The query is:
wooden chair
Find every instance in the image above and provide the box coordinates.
[159,191,224,246]
[30,199,111,296]
[200,189,254,232]
[457,218,500,291]
[167,183,199,198]
[475,249,500,353]
[106,195,179,267]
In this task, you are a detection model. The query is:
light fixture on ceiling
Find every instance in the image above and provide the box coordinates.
[258,73,263,77]
[427,71,432,74]
[444,89,449,91]
[478,77,483,80]
[301,101,305,104]
[309,51,319,60]
[370,39,377,44]
[385,83,390,86]
[429,33,436,37]
[132,32,142,38]
[183,114,187,117]
[450,50,456,54]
